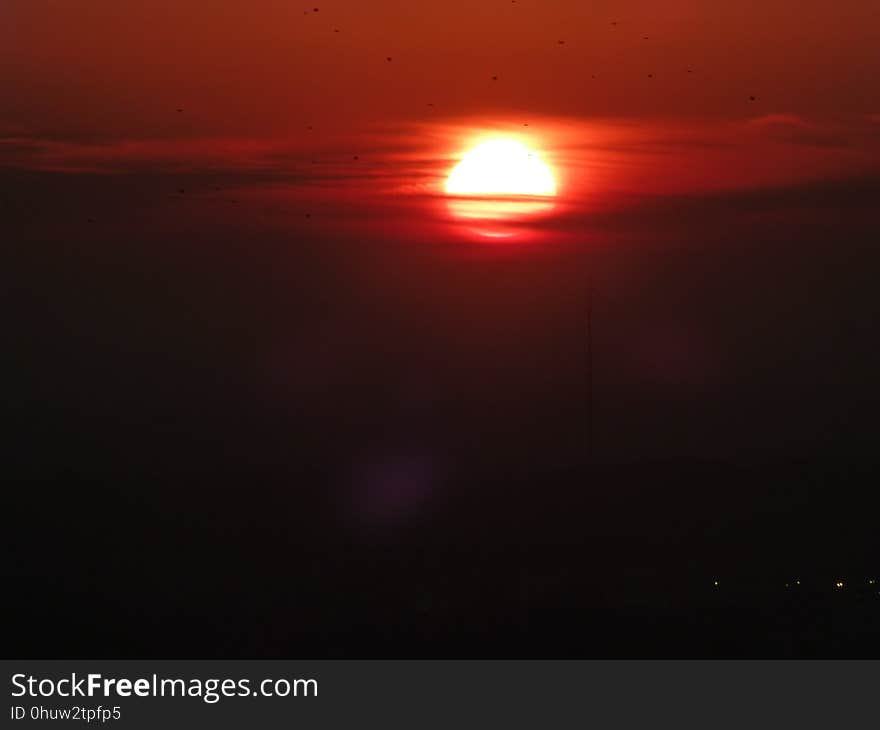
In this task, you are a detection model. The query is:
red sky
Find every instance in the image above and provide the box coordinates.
[2,0,880,516]
[6,1,880,662]
[3,0,879,236]
[3,0,879,139]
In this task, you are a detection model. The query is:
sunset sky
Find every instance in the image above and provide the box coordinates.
[5,0,880,466]
[5,0,880,658]
[4,0,880,132]
[3,0,878,214]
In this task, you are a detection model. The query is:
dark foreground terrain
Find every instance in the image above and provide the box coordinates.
[7,457,879,658]
[4,168,879,657]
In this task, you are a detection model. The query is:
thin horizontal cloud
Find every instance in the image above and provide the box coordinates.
[745,114,854,148]
[0,136,323,175]
[537,172,880,235]
[3,114,879,205]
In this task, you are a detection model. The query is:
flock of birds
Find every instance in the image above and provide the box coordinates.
[84,3,762,223]
[293,4,760,104]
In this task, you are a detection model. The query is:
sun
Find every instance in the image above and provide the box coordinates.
[445,139,556,196]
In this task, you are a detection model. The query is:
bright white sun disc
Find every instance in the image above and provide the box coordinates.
[445,139,556,196]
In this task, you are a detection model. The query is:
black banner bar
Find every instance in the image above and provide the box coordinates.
[3,660,877,728]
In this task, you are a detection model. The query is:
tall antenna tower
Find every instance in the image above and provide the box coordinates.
[586,271,593,464]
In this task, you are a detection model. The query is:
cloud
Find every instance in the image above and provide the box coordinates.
[0,136,319,175]
[3,114,879,213]
[745,114,851,147]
